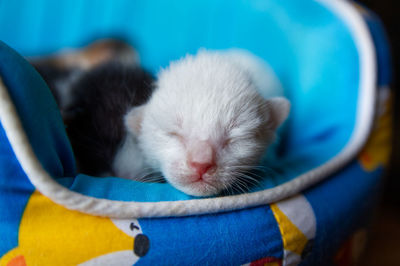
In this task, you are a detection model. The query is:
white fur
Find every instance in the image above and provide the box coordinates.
[122,49,290,196]
[221,49,284,98]
[112,134,147,180]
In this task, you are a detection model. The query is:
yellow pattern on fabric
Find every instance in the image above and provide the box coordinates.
[270,203,308,256]
[0,191,134,266]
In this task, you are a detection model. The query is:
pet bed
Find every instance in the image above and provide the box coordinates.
[0,0,392,265]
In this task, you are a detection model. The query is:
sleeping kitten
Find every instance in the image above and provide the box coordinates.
[121,49,290,196]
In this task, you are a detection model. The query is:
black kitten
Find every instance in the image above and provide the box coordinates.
[35,60,154,176]
[64,62,154,176]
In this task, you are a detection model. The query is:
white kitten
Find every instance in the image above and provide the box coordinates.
[120,49,290,196]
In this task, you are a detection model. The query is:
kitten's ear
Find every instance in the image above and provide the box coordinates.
[124,105,146,135]
[264,97,290,130]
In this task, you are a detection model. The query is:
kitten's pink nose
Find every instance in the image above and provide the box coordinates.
[188,140,216,178]
[189,161,215,177]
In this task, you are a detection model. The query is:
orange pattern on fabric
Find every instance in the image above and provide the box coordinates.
[6,255,26,266]
[359,91,392,171]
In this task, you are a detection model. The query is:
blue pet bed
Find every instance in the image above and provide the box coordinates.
[0,0,391,265]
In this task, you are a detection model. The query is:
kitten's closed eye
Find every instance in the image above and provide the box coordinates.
[222,138,232,148]
[167,131,180,137]
[167,132,184,142]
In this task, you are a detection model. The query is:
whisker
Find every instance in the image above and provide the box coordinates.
[231,171,260,183]
[132,169,165,183]
[227,182,235,196]
[232,181,247,194]
[234,179,249,193]
[133,176,165,184]
[237,171,264,181]
[139,175,165,183]
[133,171,159,181]
[230,172,261,191]
[224,165,269,170]
[234,171,260,181]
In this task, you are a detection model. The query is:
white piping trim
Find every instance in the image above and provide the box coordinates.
[0,0,376,218]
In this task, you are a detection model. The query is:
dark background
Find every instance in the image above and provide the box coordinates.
[358,0,400,265]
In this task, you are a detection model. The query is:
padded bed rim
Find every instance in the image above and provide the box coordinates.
[0,0,376,218]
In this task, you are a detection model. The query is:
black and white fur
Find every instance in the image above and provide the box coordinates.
[36,48,289,197]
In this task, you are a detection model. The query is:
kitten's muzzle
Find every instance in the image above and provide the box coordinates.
[187,140,216,179]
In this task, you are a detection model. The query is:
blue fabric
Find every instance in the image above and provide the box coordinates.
[362,9,392,87]
[0,0,362,202]
[0,124,34,255]
[0,41,75,254]
[137,205,283,265]
[301,163,382,265]
[299,9,391,265]
[0,42,76,178]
